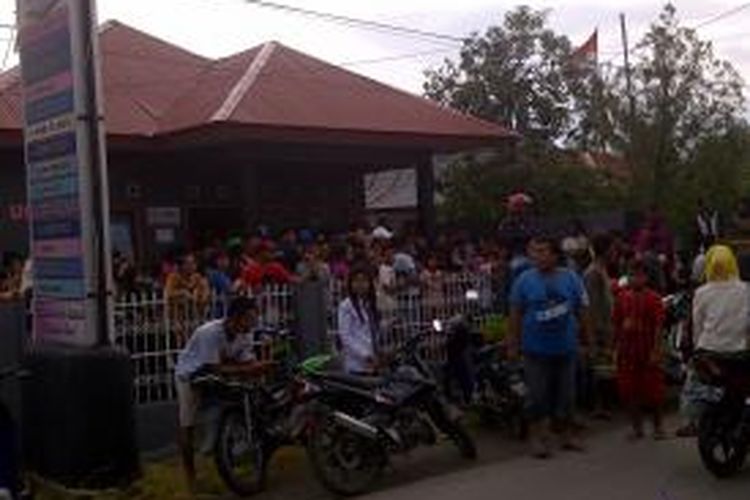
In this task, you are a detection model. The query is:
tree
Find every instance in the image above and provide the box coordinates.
[428,4,749,236]
[437,145,627,228]
[618,4,746,210]
[424,6,573,140]
[426,6,615,228]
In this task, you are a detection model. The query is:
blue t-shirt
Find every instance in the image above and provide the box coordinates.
[510,268,588,355]
[207,269,233,295]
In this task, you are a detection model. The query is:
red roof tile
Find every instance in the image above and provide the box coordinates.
[0,21,515,148]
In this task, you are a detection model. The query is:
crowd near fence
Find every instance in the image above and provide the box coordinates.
[113,273,498,405]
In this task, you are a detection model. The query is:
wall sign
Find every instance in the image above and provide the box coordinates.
[146,206,181,227]
[0,204,30,222]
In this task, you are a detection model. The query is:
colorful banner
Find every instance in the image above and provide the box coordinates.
[19,0,111,345]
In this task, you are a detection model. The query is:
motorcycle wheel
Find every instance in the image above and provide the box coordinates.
[476,380,527,440]
[698,408,748,479]
[307,416,385,497]
[214,410,267,496]
[429,401,478,460]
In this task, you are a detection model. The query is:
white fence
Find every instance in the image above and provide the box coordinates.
[115,273,498,405]
[113,285,294,405]
[328,272,494,361]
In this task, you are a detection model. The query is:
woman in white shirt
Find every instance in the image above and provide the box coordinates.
[338,267,380,373]
[692,245,750,353]
[678,245,749,437]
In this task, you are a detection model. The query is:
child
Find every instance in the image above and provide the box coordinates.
[613,260,666,440]
[421,254,445,315]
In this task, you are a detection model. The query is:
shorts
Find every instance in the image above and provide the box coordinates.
[176,376,200,428]
[524,353,577,421]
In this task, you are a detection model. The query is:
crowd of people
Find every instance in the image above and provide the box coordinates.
[109,218,513,317]
[326,203,744,460]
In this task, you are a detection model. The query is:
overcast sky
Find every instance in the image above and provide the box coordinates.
[1,0,749,97]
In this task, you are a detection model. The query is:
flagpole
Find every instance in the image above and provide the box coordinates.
[592,28,605,153]
[620,13,635,129]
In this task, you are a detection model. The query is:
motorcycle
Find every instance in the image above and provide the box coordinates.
[191,328,315,497]
[694,351,750,478]
[303,324,477,497]
[472,344,527,438]
[442,291,527,438]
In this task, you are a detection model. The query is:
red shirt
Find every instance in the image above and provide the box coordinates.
[241,261,294,288]
[613,287,664,367]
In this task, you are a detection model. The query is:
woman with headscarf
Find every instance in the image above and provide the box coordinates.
[692,245,749,354]
[676,245,750,437]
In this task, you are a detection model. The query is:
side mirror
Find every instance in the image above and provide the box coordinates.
[432,319,444,332]
[465,289,479,302]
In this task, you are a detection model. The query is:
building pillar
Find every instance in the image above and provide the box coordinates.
[350,169,366,227]
[417,157,437,240]
[240,165,260,233]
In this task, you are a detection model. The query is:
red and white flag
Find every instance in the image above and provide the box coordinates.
[571,30,598,67]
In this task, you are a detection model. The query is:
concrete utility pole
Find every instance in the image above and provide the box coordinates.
[620,13,636,129]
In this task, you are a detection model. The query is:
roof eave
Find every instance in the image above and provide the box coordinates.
[157,122,517,152]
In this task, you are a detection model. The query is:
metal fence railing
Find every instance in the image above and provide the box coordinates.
[327,273,495,363]
[113,285,294,405]
[114,272,500,405]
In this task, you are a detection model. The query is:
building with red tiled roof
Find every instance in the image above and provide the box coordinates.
[0,21,516,260]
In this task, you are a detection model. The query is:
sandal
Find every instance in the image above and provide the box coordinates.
[530,438,552,459]
[627,429,645,442]
[653,429,668,441]
[561,438,586,452]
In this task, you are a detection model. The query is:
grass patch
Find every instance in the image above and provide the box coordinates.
[34,447,309,499]
[34,457,223,500]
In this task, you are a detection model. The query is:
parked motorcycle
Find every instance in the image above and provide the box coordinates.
[472,344,527,438]
[303,325,477,497]
[191,328,314,497]
[694,351,750,478]
[442,290,527,438]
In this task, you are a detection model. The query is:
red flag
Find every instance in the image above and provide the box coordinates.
[571,30,598,66]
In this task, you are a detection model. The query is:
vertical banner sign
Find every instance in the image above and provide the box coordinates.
[18,0,113,346]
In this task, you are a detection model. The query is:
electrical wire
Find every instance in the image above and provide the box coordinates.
[340,47,455,67]
[238,0,464,45]
[694,2,750,30]
[601,3,750,68]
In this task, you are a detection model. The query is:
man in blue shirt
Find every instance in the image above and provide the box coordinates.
[509,235,590,459]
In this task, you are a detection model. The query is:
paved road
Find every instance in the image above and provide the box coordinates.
[361,423,750,500]
[216,416,750,500]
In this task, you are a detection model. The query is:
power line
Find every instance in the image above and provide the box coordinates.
[340,47,456,67]
[238,0,464,45]
[694,2,750,30]
[600,3,750,68]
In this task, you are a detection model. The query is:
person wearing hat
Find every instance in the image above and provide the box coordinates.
[174,296,272,492]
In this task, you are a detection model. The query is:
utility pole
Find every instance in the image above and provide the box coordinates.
[620,13,635,129]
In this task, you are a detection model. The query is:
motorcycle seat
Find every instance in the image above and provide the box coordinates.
[318,371,386,389]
